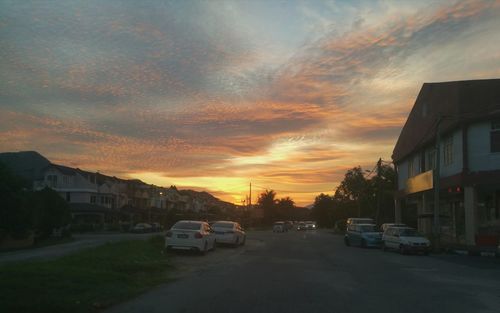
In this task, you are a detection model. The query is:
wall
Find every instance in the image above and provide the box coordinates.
[468,122,500,172]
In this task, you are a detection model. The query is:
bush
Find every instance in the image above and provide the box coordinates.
[30,188,71,239]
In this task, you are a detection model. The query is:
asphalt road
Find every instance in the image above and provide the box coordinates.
[105,229,500,313]
[0,232,160,263]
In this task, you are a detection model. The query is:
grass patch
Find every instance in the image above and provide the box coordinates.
[0,235,171,313]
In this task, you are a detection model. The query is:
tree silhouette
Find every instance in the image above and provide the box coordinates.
[257,189,277,224]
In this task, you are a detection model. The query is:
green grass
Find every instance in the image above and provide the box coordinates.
[0,235,171,313]
[0,236,75,253]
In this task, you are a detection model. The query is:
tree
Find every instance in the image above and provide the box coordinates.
[311,193,335,227]
[30,187,71,238]
[335,166,371,217]
[0,162,32,239]
[276,197,295,220]
[257,189,277,224]
[370,162,396,223]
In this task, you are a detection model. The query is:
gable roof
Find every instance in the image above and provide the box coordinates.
[392,79,500,163]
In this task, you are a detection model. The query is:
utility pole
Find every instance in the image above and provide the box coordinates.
[375,158,382,224]
[433,116,443,251]
[249,182,252,208]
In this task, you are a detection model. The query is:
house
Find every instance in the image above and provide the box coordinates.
[392,79,500,246]
[33,164,122,224]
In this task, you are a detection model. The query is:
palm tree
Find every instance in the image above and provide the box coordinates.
[258,189,277,224]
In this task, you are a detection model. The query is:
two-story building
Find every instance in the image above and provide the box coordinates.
[392,79,500,246]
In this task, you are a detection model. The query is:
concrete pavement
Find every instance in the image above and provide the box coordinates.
[106,230,500,313]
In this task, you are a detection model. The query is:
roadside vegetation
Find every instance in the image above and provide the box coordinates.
[0,236,171,313]
[0,162,71,249]
[311,159,396,230]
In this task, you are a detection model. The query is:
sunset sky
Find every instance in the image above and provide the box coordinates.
[1,0,499,205]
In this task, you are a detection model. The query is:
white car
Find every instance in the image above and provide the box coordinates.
[382,226,431,255]
[131,223,152,233]
[380,223,406,232]
[211,221,246,246]
[165,220,216,254]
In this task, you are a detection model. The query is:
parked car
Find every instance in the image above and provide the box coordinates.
[344,223,382,248]
[346,217,375,226]
[211,221,246,246]
[273,221,286,232]
[284,221,294,231]
[382,226,431,255]
[165,220,216,254]
[297,222,306,231]
[380,223,406,232]
[151,222,163,232]
[131,223,152,233]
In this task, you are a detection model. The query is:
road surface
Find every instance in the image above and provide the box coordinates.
[107,230,500,313]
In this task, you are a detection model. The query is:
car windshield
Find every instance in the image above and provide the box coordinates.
[212,223,234,228]
[400,229,419,237]
[359,225,376,232]
[173,222,201,230]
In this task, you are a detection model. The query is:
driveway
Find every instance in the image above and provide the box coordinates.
[106,230,500,313]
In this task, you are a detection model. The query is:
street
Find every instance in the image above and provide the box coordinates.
[107,230,500,313]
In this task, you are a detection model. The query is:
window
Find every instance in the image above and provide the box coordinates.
[408,158,414,177]
[47,175,58,187]
[490,121,500,152]
[443,136,453,166]
[63,175,69,185]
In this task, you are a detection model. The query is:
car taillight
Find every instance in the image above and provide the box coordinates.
[165,231,172,237]
[194,232,203,239]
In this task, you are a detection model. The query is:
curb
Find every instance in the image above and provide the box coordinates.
[450,249,499,258]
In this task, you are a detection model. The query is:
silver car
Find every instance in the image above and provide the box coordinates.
[211,221,246,246]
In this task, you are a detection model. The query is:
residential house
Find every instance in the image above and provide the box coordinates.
[392,79,500,246]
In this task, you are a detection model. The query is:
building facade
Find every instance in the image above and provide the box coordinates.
[392,79,500,246]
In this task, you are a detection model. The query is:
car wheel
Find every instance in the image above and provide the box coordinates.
[200,241,208,255]
[212,240,217,251]
[234,237,240,248]
[344,237,350,246]
[399,245,406,255]
[241,236,246,246]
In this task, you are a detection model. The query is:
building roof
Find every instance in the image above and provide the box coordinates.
[392,79,500,163]
[49,163,79,176]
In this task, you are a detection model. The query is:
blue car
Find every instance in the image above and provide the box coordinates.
[344,224,382,248]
